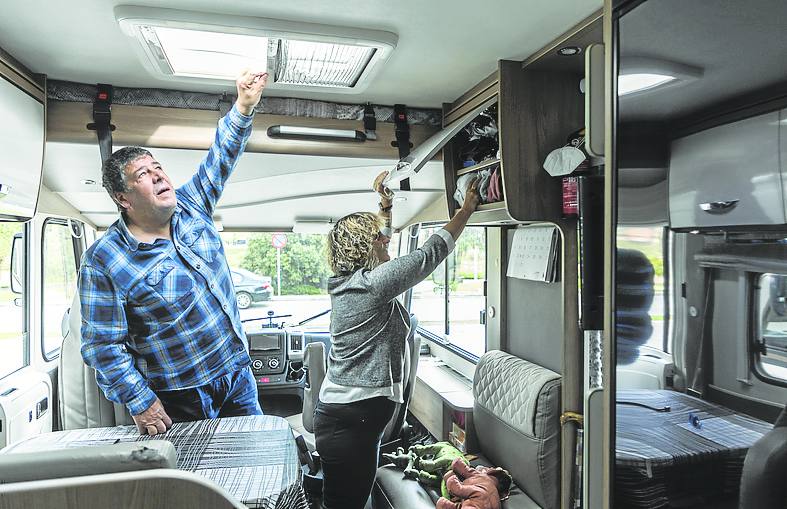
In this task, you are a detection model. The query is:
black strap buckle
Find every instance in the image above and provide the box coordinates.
[86,83,116,165]
[363,103,378,141]
[392,104,411,191]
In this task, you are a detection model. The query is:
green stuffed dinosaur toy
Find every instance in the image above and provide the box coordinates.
[382,442,469,498]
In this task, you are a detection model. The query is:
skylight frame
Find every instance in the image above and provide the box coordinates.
[115,6,397,94]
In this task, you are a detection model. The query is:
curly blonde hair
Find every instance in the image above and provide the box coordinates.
[328,212,383,275]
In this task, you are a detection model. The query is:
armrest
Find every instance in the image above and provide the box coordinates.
[0,441,177,483]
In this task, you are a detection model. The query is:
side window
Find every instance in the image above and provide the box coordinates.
[0,222,27,378]
[754,273,787,382]
[616,226,671,352]
[409,225,487,359]
[410,226,446,337]
[387,230,402,260]
[41,220,78,360]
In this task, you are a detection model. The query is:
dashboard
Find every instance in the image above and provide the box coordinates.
[245,325,330,390]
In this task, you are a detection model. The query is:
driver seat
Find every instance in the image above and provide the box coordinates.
[59,292,133,429]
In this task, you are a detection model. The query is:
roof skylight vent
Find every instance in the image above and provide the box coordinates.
[116,6,397,93]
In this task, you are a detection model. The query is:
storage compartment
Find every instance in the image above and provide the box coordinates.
[442,60,584,225]
[669,110,784,229]
[0,73,45,221]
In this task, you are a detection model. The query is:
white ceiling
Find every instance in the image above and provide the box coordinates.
[2,0,600,229]
[44,142,445,229]
[619,0,787,122]
[0,0,600,108]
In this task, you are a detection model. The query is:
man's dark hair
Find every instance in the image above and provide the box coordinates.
[102,146,152,211]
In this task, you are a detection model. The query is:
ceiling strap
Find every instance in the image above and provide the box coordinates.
[363,102,377,140]
[393,103,411,191]
[86,83,115,165]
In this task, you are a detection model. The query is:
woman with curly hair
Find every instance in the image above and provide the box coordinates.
[314,171,480,509]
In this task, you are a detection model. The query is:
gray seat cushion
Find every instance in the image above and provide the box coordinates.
[739,406,787,509]
[285,413,315,452]
[58,292,132,429]
[373,454,540,509]
[372,350,562,509]
[473,351,561,509]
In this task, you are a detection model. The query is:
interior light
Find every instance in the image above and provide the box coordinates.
[292,220,334,234]
[557,46,581,56]
[267,125,367,142]
[116,6,397,93]
[618,73,676,96]
[618,57,703,97]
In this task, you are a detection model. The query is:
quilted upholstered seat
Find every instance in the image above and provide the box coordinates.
[373,350,562,509]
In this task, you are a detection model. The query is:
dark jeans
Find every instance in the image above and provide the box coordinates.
[314,397,396,509]
[157,367,263,421]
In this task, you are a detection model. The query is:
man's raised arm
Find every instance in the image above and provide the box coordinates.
[180,69,268,214]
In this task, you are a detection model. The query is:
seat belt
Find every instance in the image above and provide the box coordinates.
[393,104,411,191]
[86,84,115,165]
[363,103,378,141]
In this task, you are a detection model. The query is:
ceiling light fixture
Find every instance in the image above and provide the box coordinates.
[557,46,582,56]
[619,57,702,96]
[267,125,367,142]
[292,219,334,234]
[115,6,397,93]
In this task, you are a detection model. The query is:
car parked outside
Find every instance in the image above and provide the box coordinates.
[230,268,273,309]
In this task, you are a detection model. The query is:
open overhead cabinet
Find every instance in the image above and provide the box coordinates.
[0,49,45,221]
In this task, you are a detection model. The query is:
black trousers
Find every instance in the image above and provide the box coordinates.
[314,397,396,509]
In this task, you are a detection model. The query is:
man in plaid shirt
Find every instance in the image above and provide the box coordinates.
[79,70,267,435]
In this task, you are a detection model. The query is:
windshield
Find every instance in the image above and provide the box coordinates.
[221,232,331,329]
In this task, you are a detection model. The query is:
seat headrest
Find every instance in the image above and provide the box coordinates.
[474,350,560,437]
[472,350,561,509]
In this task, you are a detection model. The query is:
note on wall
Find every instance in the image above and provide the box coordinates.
[506,225,559,282]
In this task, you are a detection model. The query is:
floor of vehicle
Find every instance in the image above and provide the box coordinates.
[259,394,303,418]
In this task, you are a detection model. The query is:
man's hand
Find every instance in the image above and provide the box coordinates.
[132,398,173,436]
[235,69,268,116]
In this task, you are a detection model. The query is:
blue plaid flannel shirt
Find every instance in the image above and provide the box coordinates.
[79,105,254,415]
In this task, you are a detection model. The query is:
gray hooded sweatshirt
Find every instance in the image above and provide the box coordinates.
[326,231,452,388]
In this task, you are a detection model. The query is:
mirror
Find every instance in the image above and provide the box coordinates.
[613,0,786,508]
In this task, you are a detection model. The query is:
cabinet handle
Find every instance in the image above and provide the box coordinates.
[699,200,739,214]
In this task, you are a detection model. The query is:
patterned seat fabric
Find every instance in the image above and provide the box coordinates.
[473,350,561,509]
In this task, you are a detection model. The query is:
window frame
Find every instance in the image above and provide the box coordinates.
[405,222,488,364]
[40,217,81,362]
[1,221,30,380]
[750,272,787,388]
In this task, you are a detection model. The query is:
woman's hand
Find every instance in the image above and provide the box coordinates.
[461,177,481,213]
[373,171,394,200]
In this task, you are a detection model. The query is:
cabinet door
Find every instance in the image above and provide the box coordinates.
[669,111,783,228]
[0,76,44,220]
